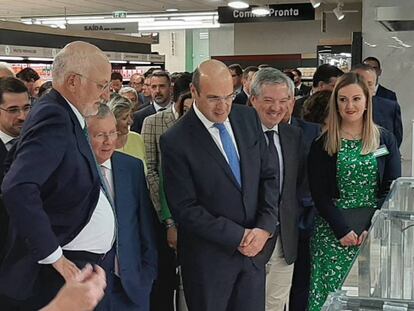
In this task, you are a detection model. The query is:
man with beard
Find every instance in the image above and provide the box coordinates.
[0,41,114,310]
[131,71,172,133]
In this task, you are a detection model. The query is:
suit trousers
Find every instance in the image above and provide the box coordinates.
[266,237,295,311]
[182,255,266,311]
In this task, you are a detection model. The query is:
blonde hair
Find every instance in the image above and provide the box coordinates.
[324,72,380,156]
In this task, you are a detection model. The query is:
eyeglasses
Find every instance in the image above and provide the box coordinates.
[0,104,31,115]
[206,93,236,105]
[93,131,119,142]
[74,73,112,93]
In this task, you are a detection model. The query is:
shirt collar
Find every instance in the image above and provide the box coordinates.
[153,101,172,112]
[171,104,179,120]
[101,159,112,170]
[0,130,15,145]
[374,84,379,95]
[193,102,230,129]
[261,123,279,134]
[62,95,85,129]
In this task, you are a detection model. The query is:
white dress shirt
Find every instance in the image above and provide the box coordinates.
[153,101,172,112]
[38,100,116,264]
[193,103,240,162]
[0,130,16,151]
[262,124,284,193]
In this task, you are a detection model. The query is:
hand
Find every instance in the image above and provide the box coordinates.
[238,228,270,257]
[357,230,368,246]
[166,226,178,250]
[239,229,253,247]
[41,264,106,311]
[52,255,81,282]
[339,230,358,247]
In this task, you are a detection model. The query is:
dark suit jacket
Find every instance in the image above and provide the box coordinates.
[376,84,397,101]
[298,84,311,97]
[0,89,101,299]
[290,118,321,230]
[111,152,157,309]
[373,96,403,147]
[131,104,156,133]
[308,129,401,240]
[160,105,279,283]
[276,123,305,264]
[0,140,8,260]
[233,89,248,105]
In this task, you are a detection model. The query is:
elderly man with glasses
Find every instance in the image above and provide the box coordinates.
[0,41,115,310]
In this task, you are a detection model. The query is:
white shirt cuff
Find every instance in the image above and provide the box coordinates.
[38,247,63,264]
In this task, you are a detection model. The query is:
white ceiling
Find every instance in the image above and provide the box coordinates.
[0,0,361,19]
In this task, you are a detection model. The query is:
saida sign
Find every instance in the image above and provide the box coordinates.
[67,22,138,34]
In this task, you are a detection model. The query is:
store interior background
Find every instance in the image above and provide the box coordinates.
[0,0,412,175]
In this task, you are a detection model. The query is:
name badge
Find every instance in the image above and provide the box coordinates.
[373,145,389,158]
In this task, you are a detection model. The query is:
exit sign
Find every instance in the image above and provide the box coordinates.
[113,11,127,18]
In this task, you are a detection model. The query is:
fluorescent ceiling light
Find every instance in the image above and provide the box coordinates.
[129,61,151,64]
[28,57,54,61]
[0,56,24,60]
[252,6,270,16]
[110,60,127,64]
[228,1,249,9]
[166,8,178,12]
[333,3,344,20]
[310,0,321,8]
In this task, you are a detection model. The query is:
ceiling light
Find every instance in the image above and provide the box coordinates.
[333,3,344,20]
[28,57,54,61]
[129,61,151,65]
[0,56,24,61]
[252,6,270,16]
[110,60,127,64]
[166,8,178,12]
[310,0,321,8]
[228,1,249,9]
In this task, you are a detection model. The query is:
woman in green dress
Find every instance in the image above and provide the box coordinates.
[307,72,401,310]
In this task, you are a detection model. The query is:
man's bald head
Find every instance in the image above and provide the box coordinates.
[192,59,232,94]
[191,59,234,123]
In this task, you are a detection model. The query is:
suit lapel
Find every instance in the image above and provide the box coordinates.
[188,109,241,191]
[278,124,296,195]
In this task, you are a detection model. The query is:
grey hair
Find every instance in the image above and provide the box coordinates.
[0,62,14,77]
[119,86,138,100]
[52,41,108,87]
[107,93,132,120]
[95,103,113,119]
[250,68,295,98]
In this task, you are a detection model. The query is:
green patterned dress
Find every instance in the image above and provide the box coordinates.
[308,139,378,310]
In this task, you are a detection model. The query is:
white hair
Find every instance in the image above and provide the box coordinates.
[52,41,109,87]
[119,86,138,98]
[0,62,15,77]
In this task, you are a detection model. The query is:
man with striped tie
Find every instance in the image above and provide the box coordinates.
[160,59,279,311]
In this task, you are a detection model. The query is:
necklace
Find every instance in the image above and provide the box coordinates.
[340,129,362,140]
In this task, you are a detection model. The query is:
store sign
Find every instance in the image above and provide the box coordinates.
[113,11,127,18]
[67,22,138,34]
[218,3,315,24]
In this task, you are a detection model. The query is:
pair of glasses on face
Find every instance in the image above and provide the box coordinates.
[74,73,112,93]
[0,104,31,115]
[93,131,119,142]
[206,93,236,105]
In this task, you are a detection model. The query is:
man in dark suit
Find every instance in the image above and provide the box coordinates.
[353,64,403,147]
[280,80,321,311]
[250,68,305,310]
[292,68,311,97]
[292,64,343,118]
[131,71,172,133]
[233,66,258,105]
[87,105,158,310]
[363,56,397,101]
[160,59,279,311]
[0,41,115,310]
[0,77,30,262]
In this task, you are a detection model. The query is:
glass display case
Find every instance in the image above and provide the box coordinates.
[323,178,414,310]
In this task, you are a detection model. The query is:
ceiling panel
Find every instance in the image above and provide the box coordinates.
[0,0,361,18]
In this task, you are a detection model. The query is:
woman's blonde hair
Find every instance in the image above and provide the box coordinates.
[324,72,380,156]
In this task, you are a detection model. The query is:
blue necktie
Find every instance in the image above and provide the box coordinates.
[214,123,241,187]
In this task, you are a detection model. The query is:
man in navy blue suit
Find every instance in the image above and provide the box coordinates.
[87,104,158,311]
[160,60,279,311]
[353,64,403,147]
[363,56,397,101]
[0,41,115,310]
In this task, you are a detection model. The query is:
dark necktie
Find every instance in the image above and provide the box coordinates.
[214,123,241,187]
[265,130,280,192]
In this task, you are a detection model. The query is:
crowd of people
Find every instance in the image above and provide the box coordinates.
[0,41,402,311]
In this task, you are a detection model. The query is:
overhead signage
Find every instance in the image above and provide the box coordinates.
[113,11,127,19]
[218,3,315,24]
[67,22,138,34]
